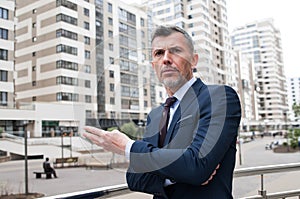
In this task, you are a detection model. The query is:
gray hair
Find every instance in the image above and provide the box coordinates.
[151,25,195,53]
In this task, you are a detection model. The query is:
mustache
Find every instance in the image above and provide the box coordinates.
[161,66,179,73]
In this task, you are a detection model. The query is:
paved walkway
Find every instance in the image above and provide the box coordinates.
[0,136,300,198]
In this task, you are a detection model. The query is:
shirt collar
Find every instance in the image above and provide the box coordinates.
[173,77,196,102]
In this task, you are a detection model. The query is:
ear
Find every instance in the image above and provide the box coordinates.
[151,61,155,69]
[192,53,199,67]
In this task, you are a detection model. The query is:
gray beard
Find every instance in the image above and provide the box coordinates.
[162,75,187,91]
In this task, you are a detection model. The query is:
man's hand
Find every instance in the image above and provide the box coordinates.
[83,126,131,155]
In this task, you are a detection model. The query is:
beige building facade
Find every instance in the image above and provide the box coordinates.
[14,0,98,118]
[0,0,15,108]
[231,19,289,130]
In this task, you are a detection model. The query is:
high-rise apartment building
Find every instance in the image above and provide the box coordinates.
[93,0,158,128]
[145,0,238,88]
[0,0,14,108]
[287,77,300,122]
[235,51,258,131]
[14,0,98,116]
[231,19,289,128]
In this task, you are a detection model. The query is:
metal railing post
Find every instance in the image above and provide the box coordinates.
[258,174,267,198]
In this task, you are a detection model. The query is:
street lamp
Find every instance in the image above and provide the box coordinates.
[23,120,29,195]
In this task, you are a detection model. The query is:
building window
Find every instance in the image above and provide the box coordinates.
[110,111,115,118]
[56,29,78,40]
[57,92,79,101]
[109,83,114,92]
[109,57,114,64]
[84,8,89,16]
[118,8,136,25]
[32,23,36,28]
[56,44,77,55]
[0,28,8,40]
[85,95,91,103]
[56,60,78,71]
[108,3,112,13]
[32,37,37,42]
[84,21,90,30]
[96,0,103,6]
[56,14,77,25]
[56,76,78,86]
[32,66,36,71]
[109,43,113,51]
[86,110,92,118]
[0,92,8,105]
[109,70,114,78]
[0,49,8,60]
[110,97,115,105]
[85,80,91,88]
[85,50,90,59]
[108,30,113,38]
[108,17,113,25]
[32,96,36,101]
[0,8,8,20]
[32,9,37,14]
[84,36,90,45]
[84,65,91,73]
[32,81,36,86]
[32,52,36,57]
[140,18,144,26]
[56,0,77,11]
[0,70,8,81]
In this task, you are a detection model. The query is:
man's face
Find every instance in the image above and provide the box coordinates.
[151,32,198,91]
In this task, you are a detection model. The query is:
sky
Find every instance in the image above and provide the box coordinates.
[227,0,300,78]
[123,0,300,78]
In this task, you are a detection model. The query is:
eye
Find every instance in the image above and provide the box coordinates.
[169,47,181,54]
[154,49,165,57]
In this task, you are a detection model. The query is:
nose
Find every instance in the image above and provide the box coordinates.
[163,50,172,65]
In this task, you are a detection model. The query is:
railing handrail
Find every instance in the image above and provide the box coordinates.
[40,183,129,199]
[239,189,300,199]
[40,162,300,199]
[234,162,300,177]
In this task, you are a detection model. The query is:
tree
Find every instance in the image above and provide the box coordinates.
[0,127,4,138]
[292,102,300,117]
[120,122,139,140]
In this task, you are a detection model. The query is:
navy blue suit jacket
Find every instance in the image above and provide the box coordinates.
[126,78,241,199]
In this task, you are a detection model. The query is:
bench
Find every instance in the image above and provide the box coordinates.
[33,171,52,179]
[85,163,111,170]
[53,157,79,168]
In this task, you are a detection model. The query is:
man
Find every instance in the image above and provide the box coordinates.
[43,157,57,178]
[83,25,241,198]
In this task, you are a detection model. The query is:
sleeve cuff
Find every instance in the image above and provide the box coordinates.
[125,139,135,160]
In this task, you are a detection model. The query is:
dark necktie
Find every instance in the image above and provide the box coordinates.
[159,97,177,148]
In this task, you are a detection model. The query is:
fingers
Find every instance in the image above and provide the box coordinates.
[83,126,107,147]
[82,126,128,155]
[201,164,220,185]
[84,126,106,137]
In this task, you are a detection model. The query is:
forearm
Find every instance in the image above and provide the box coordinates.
[126,170,166,197]
[129,141,220,185]
[129,86,241,185]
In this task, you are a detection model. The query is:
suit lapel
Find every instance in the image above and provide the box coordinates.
[164,79,204,147]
